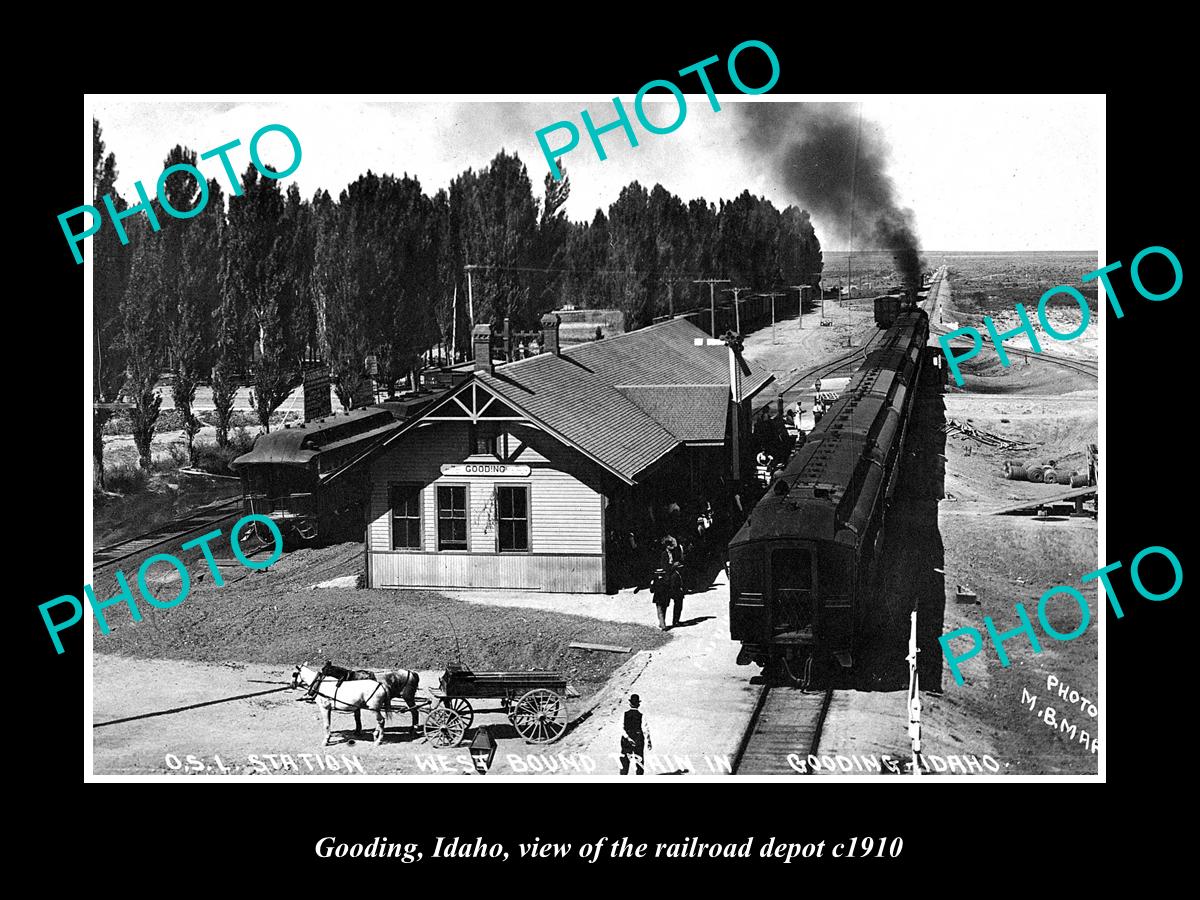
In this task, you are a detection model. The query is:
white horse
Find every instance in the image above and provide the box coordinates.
[292,663,390,745]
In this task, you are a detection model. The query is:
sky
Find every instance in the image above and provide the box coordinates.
[88,95,1102,252]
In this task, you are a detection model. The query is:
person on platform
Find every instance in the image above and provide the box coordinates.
[650,538,674,630]
[664,534,686,625]
[619,694,652,775]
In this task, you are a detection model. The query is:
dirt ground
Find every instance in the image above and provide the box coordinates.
[929,269,1099,774]
[744,296,879,409]
[93,542,669,700]
[92,656,563,776]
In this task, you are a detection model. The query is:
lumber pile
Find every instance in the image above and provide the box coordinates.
[943,418,1036,452]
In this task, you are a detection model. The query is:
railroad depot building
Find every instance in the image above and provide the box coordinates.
[360,316,774,593]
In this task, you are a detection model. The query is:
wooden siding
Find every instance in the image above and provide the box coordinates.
[369,551,605,593]
[367,421,609,592]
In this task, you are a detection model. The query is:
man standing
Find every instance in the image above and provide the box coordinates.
[619,694,652,775]
[666,536,686,627]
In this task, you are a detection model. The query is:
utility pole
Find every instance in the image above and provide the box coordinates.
[450,283,458,364]
[787,286,807,330]
[693,278,730,337]
[758,291,787,344]
[464,264,478,334]
[722,286,750,334]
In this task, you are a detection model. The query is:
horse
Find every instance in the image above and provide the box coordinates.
[377,669,421,730]
[292,662,390,746]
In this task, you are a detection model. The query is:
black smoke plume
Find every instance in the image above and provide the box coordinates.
[735,103,924,293]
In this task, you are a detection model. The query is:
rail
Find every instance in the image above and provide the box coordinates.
[93,497,245,569]
[733,684,834,775]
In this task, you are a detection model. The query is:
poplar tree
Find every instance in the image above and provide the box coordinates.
[120,221,166,469]
[92,119,130,488]
[225,165,294,432]
[172,177,224,461]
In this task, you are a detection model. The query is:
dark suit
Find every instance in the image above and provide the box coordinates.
[620,708,645,775]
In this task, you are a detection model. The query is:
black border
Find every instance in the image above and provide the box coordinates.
[27,23,1187,879]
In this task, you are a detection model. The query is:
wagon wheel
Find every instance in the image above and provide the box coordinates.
[424,707,467,748]
[509,688,567,744]
[441,697,474,731]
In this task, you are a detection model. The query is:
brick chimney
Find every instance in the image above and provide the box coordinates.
[472,324,493,374]
[540,313,561,356]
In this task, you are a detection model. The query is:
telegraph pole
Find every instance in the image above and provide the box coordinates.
[464,264,478,334]
[693,278,730,336]
[787,286,808,330]
[758,292,787,344]
[722,286,750,334]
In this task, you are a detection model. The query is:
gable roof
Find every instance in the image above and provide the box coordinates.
[359,316,775,486]
[563,317,774,399]
[476,354,680,482]
[617,384,731,444]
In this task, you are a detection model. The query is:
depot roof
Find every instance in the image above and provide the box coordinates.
[364,317,775,484]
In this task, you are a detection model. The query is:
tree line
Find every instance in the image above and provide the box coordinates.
[92,118,823,480]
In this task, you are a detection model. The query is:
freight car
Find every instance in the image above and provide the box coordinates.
[728,304,930,682]
[654,290,803,336]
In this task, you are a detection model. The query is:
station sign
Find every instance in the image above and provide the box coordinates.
[440,463,531,477]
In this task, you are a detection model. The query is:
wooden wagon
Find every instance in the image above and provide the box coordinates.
[424,666,575,748]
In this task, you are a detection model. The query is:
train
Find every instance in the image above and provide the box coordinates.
[654,290,804,336]
[230,389,454,546]
[727,290,933,682]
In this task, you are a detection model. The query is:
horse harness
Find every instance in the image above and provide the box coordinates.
[324,677,384,711]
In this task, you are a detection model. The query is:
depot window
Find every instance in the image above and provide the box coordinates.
[390,484,422,550]
[496,485,530,552]
[437,485,469,551]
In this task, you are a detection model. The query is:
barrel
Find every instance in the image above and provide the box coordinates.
[1027,467,1044,483]
[1070,472,1090,488]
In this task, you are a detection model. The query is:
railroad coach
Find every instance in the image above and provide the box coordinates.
[728,308,930,680]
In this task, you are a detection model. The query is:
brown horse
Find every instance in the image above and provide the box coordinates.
[378,670,421,730]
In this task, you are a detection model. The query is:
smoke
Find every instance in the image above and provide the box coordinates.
[735,103,923,292]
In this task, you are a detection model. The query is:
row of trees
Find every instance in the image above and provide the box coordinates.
[92,118,823,481]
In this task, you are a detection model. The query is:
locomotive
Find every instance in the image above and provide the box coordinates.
[728,299,931,681]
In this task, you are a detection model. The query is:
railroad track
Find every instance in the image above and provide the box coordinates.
[758,330,886,414]
[733,685,834,775]
[93,497,244,569]
[934,331,1098,379]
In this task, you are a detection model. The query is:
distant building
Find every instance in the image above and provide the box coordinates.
[551,307,626,346]
[358,315,773,593]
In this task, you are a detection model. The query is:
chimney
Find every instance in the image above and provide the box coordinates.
[502,317,513,362]
[472,324,493,374]
[540,313,561,356]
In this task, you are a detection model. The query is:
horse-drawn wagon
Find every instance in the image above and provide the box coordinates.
[292,662,573,748]
[425,667,574,748]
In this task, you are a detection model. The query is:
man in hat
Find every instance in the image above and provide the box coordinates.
[619,694,652,775]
